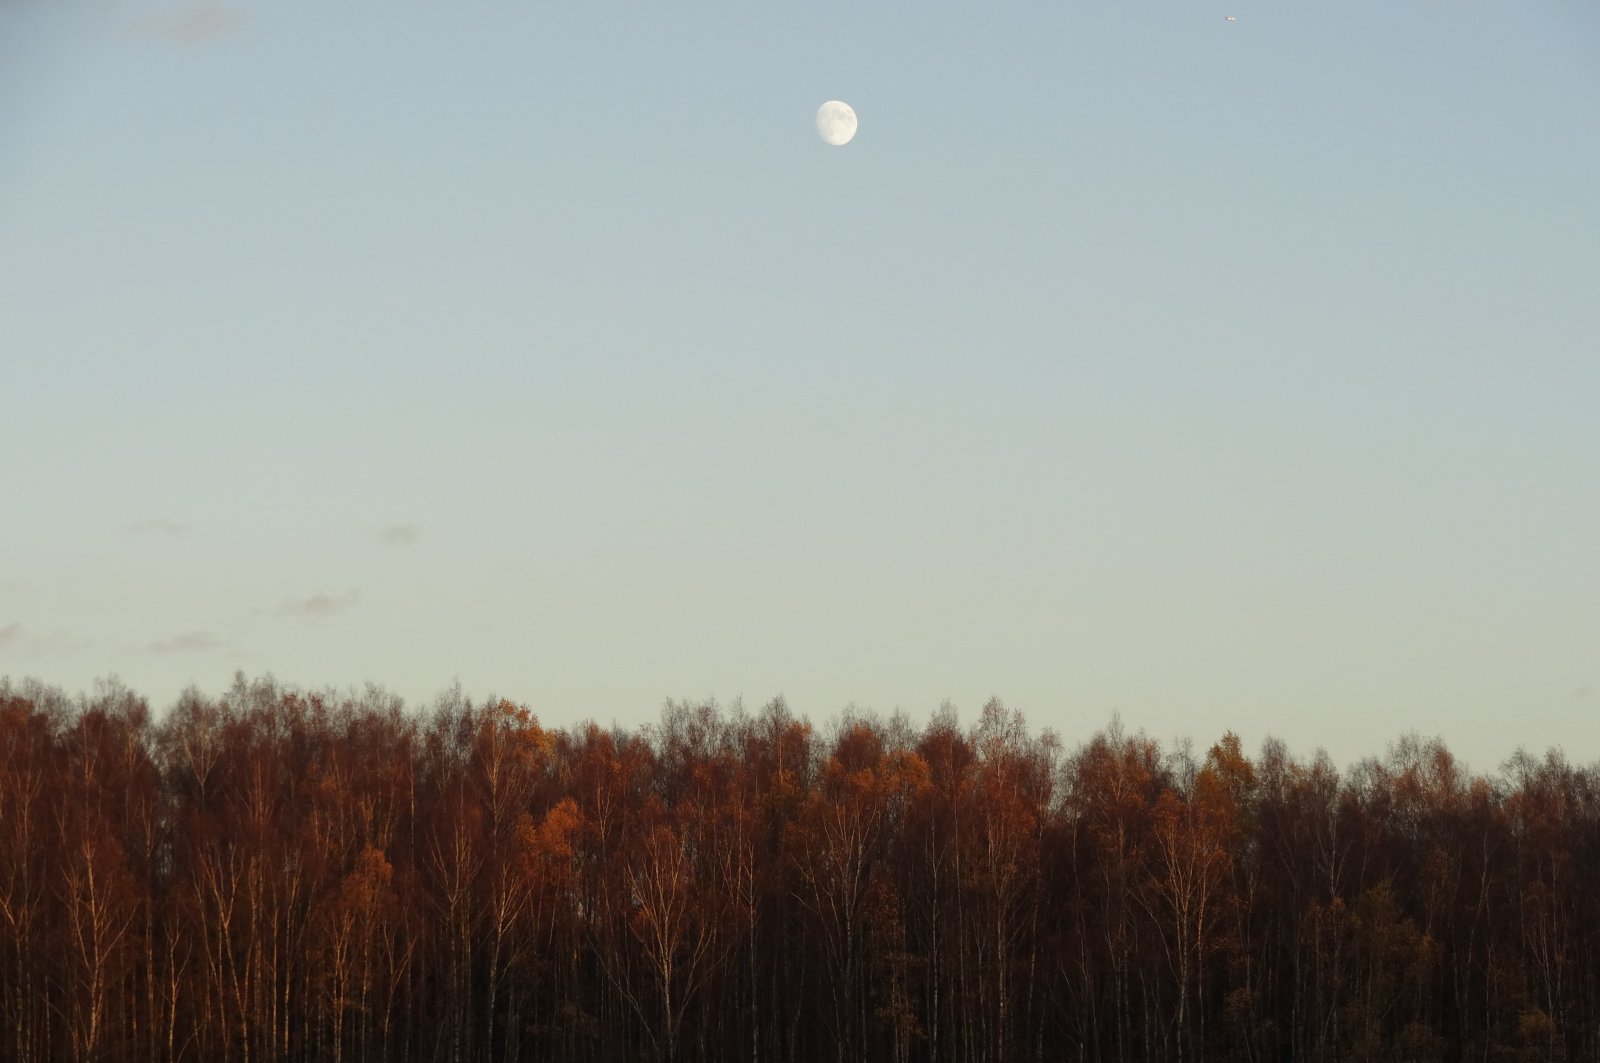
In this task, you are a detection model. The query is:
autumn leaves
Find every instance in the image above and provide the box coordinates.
[0,679,1596,1061]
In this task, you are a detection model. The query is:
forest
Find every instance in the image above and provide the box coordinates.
[0,673,1595,1063]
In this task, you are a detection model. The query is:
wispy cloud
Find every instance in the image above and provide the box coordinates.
[129,0,245,44]
[1576,686,1594,701]
[148,630,225,654]
[0,626,92,655]
[378,524,421,547]
[280,590,361,618]
[32,630,92,654]
[125,518,188,537]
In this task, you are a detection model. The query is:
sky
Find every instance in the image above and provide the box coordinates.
[2,0,1597,773]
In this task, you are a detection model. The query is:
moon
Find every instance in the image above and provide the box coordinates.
[816,101,858,146]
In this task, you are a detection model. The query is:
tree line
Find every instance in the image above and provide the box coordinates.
[0,673,1595,1063]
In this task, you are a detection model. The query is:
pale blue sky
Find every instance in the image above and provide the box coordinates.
[2,0,1597,770]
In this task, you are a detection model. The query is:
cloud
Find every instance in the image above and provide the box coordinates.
[125,518,188,537]
[1576,686,1594,701]
[378,524,421,547]
[280,590,361,618]
[0,627,91,655]
[32,630,92,654]
[129,1,245,44]
[148,631,224,654]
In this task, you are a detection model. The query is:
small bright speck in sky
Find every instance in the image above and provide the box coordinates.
[1,0,1598,771]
